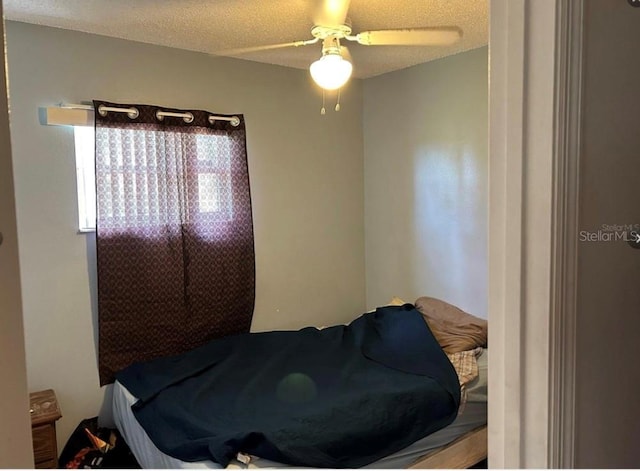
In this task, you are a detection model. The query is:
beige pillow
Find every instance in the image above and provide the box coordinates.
[367,296,407,313]
[387,296,406,306]
[414,296,487,354]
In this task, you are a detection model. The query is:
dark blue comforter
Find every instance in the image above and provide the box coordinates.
[116,304,460,468]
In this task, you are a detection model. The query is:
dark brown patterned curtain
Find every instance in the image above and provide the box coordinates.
[94,100,255,385]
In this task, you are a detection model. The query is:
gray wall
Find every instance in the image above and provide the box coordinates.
[363,47,488,317]
[5,21,365,450]
[7,21,490,455]
[0,13,34,468]
[575,1,640,467]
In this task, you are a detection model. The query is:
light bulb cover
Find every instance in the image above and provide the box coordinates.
[310,54,353,90]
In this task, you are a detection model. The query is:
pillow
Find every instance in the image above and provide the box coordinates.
[466,348,488,402]
[414,296,487,354]
[387,296,406,306]
[367,296,407,313]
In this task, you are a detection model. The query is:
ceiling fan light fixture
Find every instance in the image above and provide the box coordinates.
[309,52,353,90]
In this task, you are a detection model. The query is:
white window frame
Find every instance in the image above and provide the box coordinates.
[74,126,96,232]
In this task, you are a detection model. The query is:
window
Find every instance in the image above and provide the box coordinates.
[192,134,234,222]
[74,126,96,232]
[74,127,234,232]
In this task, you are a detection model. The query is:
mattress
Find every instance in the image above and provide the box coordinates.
[113,349,487,469]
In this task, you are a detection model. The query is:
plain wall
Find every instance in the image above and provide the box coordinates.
[574,1,640,467]
[5,21,365,451]
[363,47,488,317]
[0,12,34,468]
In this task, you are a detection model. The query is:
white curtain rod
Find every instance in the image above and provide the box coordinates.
[61,103,241,127]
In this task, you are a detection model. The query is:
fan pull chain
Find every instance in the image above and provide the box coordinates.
[319,89,345,114]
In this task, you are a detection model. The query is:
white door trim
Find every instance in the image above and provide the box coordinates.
[548,0,584,467]
[0,6,35,467]
[487,1,526,467]
[489,0,583,467]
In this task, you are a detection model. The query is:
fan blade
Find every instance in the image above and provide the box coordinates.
[314,0,351,26]
[215,38,318,56]
[355,27,463,46]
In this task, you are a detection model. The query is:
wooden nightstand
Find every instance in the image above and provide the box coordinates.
[30,389,62,469]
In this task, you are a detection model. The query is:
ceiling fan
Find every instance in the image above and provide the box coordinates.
[220,0,463,92]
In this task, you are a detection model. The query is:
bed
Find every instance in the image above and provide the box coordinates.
[112,303,488,469]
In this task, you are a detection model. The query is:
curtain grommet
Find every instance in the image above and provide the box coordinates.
[208,116,241,127]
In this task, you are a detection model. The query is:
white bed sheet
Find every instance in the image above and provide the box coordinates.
[113,380,487,469]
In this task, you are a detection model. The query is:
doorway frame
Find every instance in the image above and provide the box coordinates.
[488,0,583,467]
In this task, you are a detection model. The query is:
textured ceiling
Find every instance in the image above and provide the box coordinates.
[3,0,488,79]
